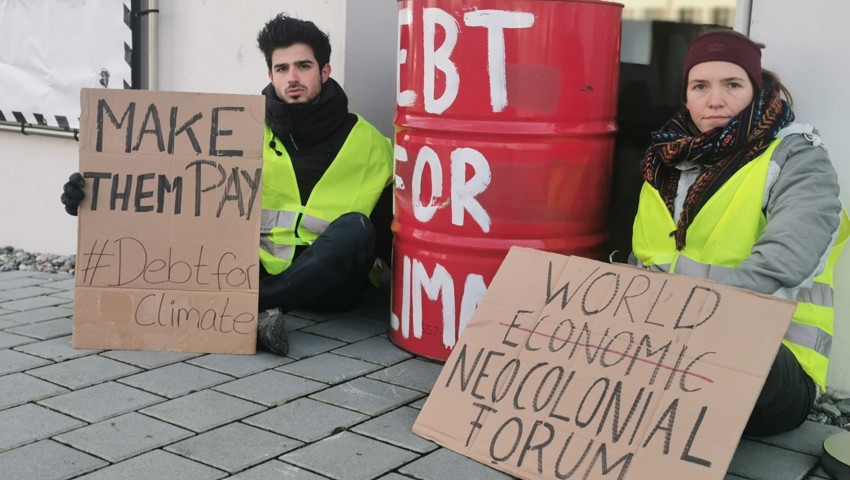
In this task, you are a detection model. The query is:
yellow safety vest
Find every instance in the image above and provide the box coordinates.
[633,138,849,391]
[259,115,393,275]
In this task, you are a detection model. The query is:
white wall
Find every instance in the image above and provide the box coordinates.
[344,0,398,137]
[1,0,349,256]
[748,0,850,391]
[1,134,80,254]
[157,0,347,95]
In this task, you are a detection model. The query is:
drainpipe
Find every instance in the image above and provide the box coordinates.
[144,0,159,91]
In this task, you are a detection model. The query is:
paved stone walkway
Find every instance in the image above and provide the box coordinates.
[0,270,842,479]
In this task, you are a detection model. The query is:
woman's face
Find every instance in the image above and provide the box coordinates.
[685,61,755,133]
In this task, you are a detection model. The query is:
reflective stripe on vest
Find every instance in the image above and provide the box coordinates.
[261,210,297,234]
[785,320,831,358]
[632,137,849,391]
[300,214,331,235]
[261,208,330,237]
[259,115,393,275]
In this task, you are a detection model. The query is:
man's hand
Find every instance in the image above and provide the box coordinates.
[61,172,85,216]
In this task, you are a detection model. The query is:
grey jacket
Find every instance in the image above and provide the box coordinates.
[669,123,842,299]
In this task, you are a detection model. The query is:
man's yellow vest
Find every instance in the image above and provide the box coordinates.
[259,115,393,275]
[633,138,849,391]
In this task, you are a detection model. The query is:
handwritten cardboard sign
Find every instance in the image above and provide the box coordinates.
[413,247,795,480]
[72,88,265,354]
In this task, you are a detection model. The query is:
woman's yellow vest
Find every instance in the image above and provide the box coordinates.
[259,115,393,275]
[633,138,849,391]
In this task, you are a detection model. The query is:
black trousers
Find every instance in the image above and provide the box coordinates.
[744,343,816,437]
[258,212,376,313]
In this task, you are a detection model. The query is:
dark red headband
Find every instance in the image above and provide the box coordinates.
[683,30,763,98]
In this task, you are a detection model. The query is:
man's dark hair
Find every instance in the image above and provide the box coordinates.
[257,14,331,70]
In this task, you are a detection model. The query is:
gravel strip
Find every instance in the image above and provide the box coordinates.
[0,246,75,274]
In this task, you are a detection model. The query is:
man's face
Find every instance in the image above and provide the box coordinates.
[268,43,330,104]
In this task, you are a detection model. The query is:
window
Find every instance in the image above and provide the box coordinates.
[679,8,700,23]
[644,8,667,21]
[712,7,735,26]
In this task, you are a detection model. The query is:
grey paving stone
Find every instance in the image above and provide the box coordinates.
[745,420,843,456]
[727,438,819,480]
[277,352,382,384]
[808,465,834,479]
[74,449,227,480]
[0,372,69,409]
[38,382,165,423]
[0,440,107,480]
[352,406,438,453]
[348,301,392,325]
[119,362,232,398]
[368,357,443,393]
[399,448,514,480]
[409,397,427,409]
[0,348,51,375]
[0,271,47,279]
[48,289,76,300]
[333,336,413,366]
[301,317,387,343]
[42,277,77,290]
[288,309,346,322]
[35,272,68,281]
[0,403,85,452]
[286,331,346,360]
[27,354,142,389]
[0,285,61,300]
[0,330,37,348]
[0,305,71,324]
[100,349,202,369]
[141,389,265,432]
[378,474,417,480]
[281,431,418,480]
[282,313,318,331]
[187,351,292,377]
[166,423,302,473]
[5,317,73,339]
[54,412,193,462]
[244,397,367,442]
[0,275,52,289]
[213,370,325,407]
[0,318,16,329]
[0,295,69,311]
[15,335,101,361]
[229,460,330,480]
[310,377,423,416]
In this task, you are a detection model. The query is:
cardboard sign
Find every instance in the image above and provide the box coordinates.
[72,88,265,354]
[413,247,796,480]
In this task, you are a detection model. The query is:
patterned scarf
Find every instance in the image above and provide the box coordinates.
[640,89,794,250]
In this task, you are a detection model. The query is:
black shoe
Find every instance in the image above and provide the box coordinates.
[257,308,289,356]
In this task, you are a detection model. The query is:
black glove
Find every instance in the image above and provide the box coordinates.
[61,172,85,216]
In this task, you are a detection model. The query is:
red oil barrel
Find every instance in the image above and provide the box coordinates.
[390,0,623,360]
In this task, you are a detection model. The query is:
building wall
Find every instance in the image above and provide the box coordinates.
[1,0,348,255]
[748,0,850,391]
[344,0,398,137]
[1,134,80,254]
